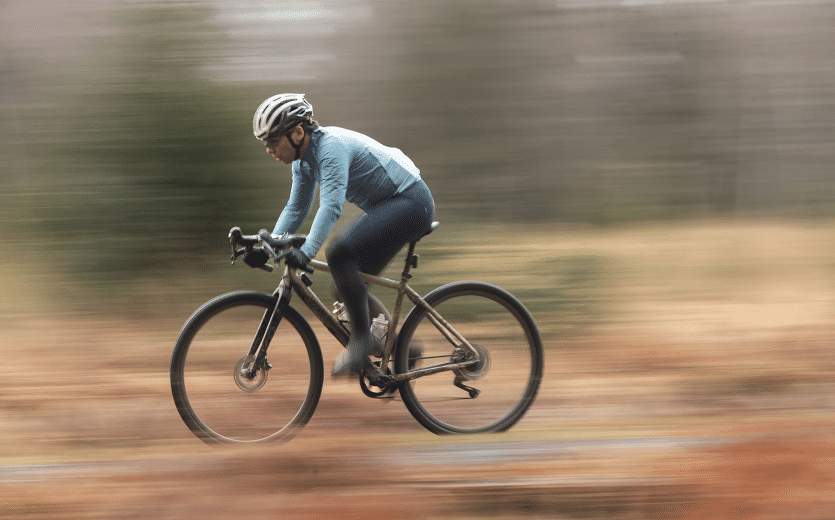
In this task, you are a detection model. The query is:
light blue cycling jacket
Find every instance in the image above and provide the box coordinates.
[272,126,422,259]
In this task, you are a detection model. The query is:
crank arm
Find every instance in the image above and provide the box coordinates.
[453,377,480,398]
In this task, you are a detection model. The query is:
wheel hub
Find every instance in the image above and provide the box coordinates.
[453,343,490,380]
[234,355,268,392]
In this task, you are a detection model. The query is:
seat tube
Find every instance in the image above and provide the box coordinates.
[380,241,419,364]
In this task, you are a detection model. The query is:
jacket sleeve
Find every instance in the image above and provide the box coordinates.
[272,164,316,237]
[299,142,350,259]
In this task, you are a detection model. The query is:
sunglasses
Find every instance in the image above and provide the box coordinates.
[262,136,285,149]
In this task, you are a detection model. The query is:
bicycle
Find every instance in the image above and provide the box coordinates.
[171,222,544,445]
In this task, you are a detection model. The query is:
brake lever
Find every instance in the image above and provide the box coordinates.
[229,226,243,243]
[258,229,307,250]
[227,227,309,273]
[228,226,246,265]
[230,247,245,266]
[270,246,315,274]
[256,230,312,273]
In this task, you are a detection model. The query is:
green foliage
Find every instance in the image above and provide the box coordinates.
[30,4,285,280]
[3,0,835,301]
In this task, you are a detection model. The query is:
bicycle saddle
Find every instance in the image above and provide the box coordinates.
[422,221,440,238]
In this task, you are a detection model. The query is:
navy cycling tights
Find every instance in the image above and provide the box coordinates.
[325,181,434,346]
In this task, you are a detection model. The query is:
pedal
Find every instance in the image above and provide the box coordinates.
[365,369,388,387]
[453,377,480,399]
[359,363,394,398]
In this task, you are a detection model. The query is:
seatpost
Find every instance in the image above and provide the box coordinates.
[400,241,418,281]
[377,239,420,369]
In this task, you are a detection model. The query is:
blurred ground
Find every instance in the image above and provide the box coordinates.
[3,0,835,517]
[1,221,833,519]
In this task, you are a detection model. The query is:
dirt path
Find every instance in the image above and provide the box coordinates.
[2,387,833,519]
[3,222,835,518]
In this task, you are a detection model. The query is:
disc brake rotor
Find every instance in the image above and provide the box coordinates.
[234,355,268,392]
[453,343,490,380]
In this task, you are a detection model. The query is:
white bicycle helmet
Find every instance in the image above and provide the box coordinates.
[253,93,314,140]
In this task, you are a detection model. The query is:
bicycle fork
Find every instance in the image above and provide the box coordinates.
[241,271,294,381]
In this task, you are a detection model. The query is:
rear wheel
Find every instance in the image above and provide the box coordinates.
[394,282,543,434]
[171,291,324,444]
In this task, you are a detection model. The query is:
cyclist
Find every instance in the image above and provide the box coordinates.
[253,93,435,377]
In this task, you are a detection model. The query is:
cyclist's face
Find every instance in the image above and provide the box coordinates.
[263,135,295,164]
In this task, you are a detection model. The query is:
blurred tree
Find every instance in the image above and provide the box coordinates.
[378,0,550,222]
[38,4,281,281]
[4,0,834,293]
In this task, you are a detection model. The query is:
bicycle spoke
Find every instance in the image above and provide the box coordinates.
[171,292,323,444]
[395,282,543,434]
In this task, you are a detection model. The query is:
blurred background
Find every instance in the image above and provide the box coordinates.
[3,0,834,316]
[2,0,835,518]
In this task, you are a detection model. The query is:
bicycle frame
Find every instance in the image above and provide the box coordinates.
[272,241,480,384]
[173,224,542,442]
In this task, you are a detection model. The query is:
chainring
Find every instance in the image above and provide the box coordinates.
[360,361,394,398]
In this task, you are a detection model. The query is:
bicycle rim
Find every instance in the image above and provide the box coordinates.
[395,282,543,434]
[171,292,324,444]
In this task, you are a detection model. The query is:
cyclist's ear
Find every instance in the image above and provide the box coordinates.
[288,125,305,145]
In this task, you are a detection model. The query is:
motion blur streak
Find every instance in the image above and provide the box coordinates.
[1,0,834,518]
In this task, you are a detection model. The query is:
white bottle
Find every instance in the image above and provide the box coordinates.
[332,302,350,331]
[370,314,389,340]
[370,314,389,357]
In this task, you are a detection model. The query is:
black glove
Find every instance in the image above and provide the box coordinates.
[285,248,311,271]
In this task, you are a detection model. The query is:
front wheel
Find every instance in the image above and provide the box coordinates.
[171,291,324,444]
[394,281,544,434]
